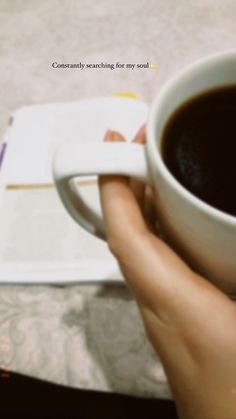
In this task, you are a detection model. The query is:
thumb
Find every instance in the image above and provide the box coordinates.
[98,130,148,243]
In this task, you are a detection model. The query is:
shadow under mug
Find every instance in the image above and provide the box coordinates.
[52,49,236,296]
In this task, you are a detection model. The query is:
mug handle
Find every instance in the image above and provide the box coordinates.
[52,141,152,240]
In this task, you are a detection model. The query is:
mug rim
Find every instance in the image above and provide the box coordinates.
[147,48,236,226]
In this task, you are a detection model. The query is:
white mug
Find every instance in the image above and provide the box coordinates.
[52,49,236,295]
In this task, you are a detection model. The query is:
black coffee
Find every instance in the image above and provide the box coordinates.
[161,85,236,217]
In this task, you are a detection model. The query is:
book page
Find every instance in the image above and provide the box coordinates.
[0,97,147,283]
[0,185,122,283]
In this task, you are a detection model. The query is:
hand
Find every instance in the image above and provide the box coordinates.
[98,126,236,419]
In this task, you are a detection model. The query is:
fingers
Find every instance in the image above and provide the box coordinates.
[98,127,155,239]
[102,125,147,209]
[98,128,189,306]
[98,130,147,247]
[103,129,125,144]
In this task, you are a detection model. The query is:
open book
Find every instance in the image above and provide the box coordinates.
[0,96,148,283]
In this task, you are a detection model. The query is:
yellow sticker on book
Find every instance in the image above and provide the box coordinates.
[112,92,140,100]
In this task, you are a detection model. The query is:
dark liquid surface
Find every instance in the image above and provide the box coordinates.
[161,85,236,217]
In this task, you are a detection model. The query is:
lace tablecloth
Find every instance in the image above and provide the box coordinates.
[0,0,236,399]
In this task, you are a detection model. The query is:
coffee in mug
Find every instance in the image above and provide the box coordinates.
[161,85,236,217]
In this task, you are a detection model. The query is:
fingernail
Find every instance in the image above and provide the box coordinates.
[104,129,112,141]
[112,131,125,142]
[132,123,146,142]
